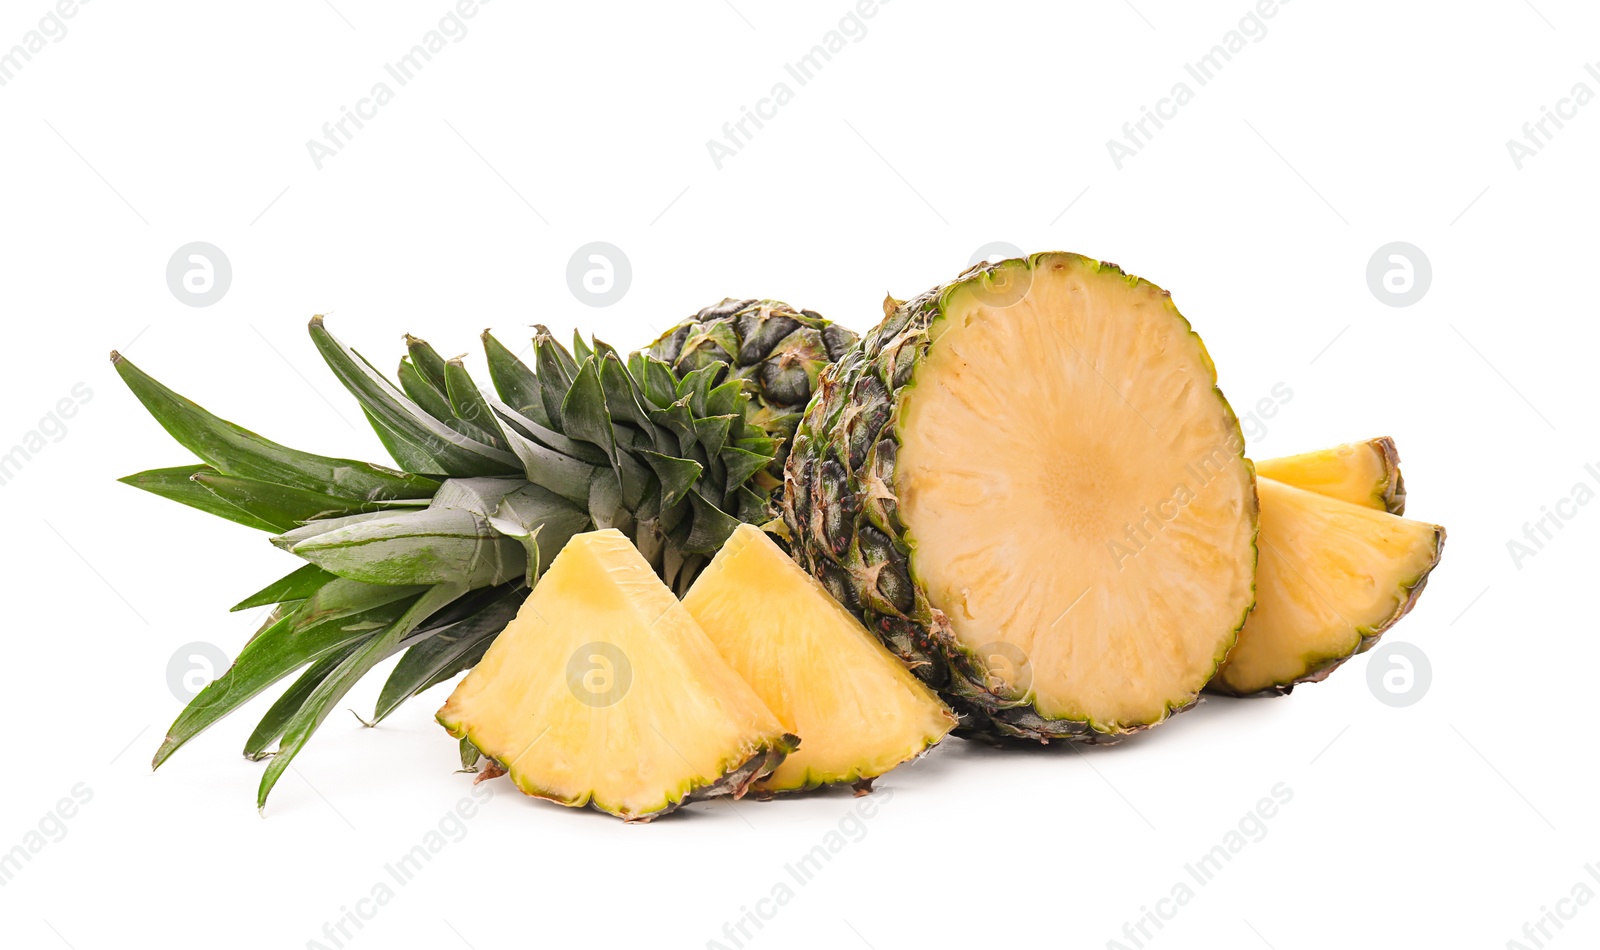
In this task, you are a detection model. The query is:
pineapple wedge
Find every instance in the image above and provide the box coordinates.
[1255,437,1406,514]
[437,529,796,821]
[1210,478,1443,696]
[683,525,957,793]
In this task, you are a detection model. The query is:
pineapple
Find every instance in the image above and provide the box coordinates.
[784,253,1259,742]
[644,298,859,480]
[682,524,957,793]
[1209,444,1444,696]
[1254,437,1406,514]
[437,529,796,821]
[117,319,782,807]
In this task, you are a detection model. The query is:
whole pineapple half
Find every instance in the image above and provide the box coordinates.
[116,318,779,808]
[644,298,859,480]
[783,253,1259,743]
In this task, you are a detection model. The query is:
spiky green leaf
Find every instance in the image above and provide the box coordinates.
[404,335,451,394]
[444,359,508,450]
[288,507,525,588]
[372,583,523,723]
[231,563,340,612]
[152,590,423,769]
[309,316,518,477]
[193,472,414,531]
[242,638,363,760]
[258,583,465,809]
[481,330,550,427]
[113,354,437,501]
[120,465,287,532]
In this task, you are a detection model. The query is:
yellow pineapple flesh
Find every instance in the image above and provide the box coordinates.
[1211,477,1443,695]
[1255,437,1405,514]
[437,529,795,821]
[682,525,957,792]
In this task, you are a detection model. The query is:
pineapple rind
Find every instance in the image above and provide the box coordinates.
[438,718,797,822]
[783,253,1258,742]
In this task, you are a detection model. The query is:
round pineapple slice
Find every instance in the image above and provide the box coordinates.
[785,252,1258,741]
[1210,477,1444,696]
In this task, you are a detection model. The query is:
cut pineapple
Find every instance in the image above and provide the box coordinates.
[437,529,796,821]
[1255,437,1405,514]
[682,524,957,793]
[785,253,1259,740]
[1210,478,1443,696]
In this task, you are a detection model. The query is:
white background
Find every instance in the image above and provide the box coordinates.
[2,1,1595,948]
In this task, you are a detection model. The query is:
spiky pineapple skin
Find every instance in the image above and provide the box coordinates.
[646,299,859,478]
[781,253,1255,743]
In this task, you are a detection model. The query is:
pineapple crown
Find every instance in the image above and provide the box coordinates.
[114,317,778,808]
[643,298,859,479]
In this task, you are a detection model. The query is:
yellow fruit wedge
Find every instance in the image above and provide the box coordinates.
[1255,437,1406,514]
[437,529,796,822]
[683,525,957,793]
[1211,478,1444,696]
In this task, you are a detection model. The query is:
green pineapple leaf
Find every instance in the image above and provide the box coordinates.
[559,358,620,470]
[397,358,459,427]
[308,316,519,477]
[488,397,607,466]
[693,415,735,458]
[258,583,465,810]
[112,354,438,501]
[193,471,418,532]
[571,329,595,364]
[403,334,451,394]
[286,507,526,588]
[443,358,509,450]
[706,378,744,419]
[481,330,549,427]
[120,464,288,532]
[684,490,742,554]
[498,425,600,504]
[718,447,771,498]
[533,328,579,427]
[458,736,483,771]
[243,639,363,760]
[636,450,702,509]
[154,588,424,769]
[371,582,524,724]
[231,563,340,612]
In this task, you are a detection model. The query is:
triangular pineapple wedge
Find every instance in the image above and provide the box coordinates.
[1210,478,1444,696]
[437,529,796,821]
[1255,437,1406,514]
[683,525,957,793]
